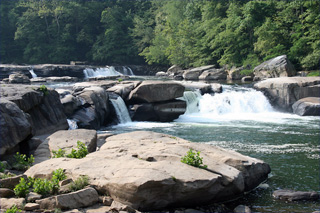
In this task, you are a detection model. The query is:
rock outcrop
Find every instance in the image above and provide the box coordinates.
[292,97,320,116]
[273,189,320,201]
[253,55,296,80]
[254,77,320,111]
[8,73,30,84]
[25,131,271,211]
[0,84,68,155]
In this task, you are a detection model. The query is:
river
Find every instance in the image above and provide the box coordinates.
[101,84,320,212]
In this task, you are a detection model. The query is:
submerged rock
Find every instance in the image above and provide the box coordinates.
[25,131,271,211]
[273,189,320,201]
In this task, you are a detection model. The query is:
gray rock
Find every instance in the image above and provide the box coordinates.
[0,174,27,190]
[183,65,215,80]
[26,192,42,202]
[198,68,227,80]
[254,77,320,111]
[0,198,25,210]
[155,71,168,77]
[167,65,183,76]
[110,200,136,212]
[234,205,251,213]
[46,76,78,82]
[273,189,320,201]
[292,97,320,116]
[0,99,32,155]
[154,100,186,122]
[254,55,296,79]
[102,196,114,206]
[132,104,158,121]
[47,129,97,156]
[227,67,247,80]
[9,72,30,84]
[24,202,40,211]
[241,76,253,82]
[107,82,137,99]
[56,187,99,210]
[0,188,15,198]
[128,81,185,103]
[60,94,82,117]
[25,131,271,211]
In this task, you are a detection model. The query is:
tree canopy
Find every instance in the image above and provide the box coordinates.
[1,0,319,70]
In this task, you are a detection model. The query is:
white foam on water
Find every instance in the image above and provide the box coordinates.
[112,121,174,129]
[83,67,123,79]
[110,96,132,124]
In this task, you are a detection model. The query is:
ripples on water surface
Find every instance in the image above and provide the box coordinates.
[103,85,320,212]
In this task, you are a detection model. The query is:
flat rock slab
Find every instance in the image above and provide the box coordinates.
[25,131,270,211]
[273,189,320,201]
[47,129,97,155]
[0,198,25,210]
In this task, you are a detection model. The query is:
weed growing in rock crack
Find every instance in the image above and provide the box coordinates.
[51,141,88,159]
[12,152,34,171]
[69,175,89,192]
[181,149,207,169]
[5,205,22,213]
[13,178,29,197]
[0,161,5,172]
[52,148,66,158]
[39,85,48,95]
[52,168,67,181]
[0,173,15,179]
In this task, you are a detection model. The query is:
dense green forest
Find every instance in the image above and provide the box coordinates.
[1,0,319,70]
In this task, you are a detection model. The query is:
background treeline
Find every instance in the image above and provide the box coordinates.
[1,0,319,70]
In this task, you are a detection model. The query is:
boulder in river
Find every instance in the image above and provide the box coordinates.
[8,72,30,84]
[273,189,320,201]
[254,77,320,111]
[253,55,296,79]
[292,97,320,116]
[25,131,271,211]
[128,81,185,103]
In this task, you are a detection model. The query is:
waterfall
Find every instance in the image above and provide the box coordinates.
[29,69,37,78]
[183,90,202,114]
[177,85,275,122]
[83,67,123,79]
[67,119,78,130]
[83,66,134,79]
[110,96,132,124]
[123,66,135,76]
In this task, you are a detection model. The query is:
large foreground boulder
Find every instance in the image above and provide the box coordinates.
[254,77,320,111]
[292,97,320,116]
[25,131,271,211]
[253,55,296,79]
[0,84,68,155]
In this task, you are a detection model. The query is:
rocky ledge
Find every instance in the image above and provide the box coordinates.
[254,77,320,112]
[25,131,271,211]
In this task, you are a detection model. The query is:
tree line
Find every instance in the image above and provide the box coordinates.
[1,0,319,71]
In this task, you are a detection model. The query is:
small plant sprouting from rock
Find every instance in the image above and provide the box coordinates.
[39,85,48,95]
[68,175,89,192]
[0,161,6,172]
[13,152,34,171]
[5,205,22,213]
[13,169,67,198]
[51,141,88,159]
[181,149,207,169]
[13,178,29,197]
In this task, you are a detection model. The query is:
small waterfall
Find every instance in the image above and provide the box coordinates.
[110,96,132,124]
[67,119,78,130]
[83,67,123,79]
[198,88,274,114]
[29,69,37,78]
[122,66,134,76]
[183,90,202,114]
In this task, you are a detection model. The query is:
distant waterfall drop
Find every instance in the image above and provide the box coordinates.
[110,96,132,124]
[29,69,37,78]
[67,119,78,130]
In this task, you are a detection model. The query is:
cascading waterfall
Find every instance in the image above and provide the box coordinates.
[67,119,78,130]
[177,85,276,122]
[110,96,132,124]
[183,90,202,114]
[83,66,134,79]
[83,67,122,79]
[29,69,37,78]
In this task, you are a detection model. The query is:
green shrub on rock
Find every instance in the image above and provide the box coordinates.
[69,175,89,192]
[51,141,88,159]
[12,152,34,171]
[52,168,66,181]
[52,149,66,158]
[181,149,207,169]
[5,205,22,213]
[13,178,29,198]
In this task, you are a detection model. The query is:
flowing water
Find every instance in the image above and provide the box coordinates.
[83,66,134,79]
[103,84,320,212]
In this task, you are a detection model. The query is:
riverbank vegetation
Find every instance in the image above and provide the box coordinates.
[1,0,319,70]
